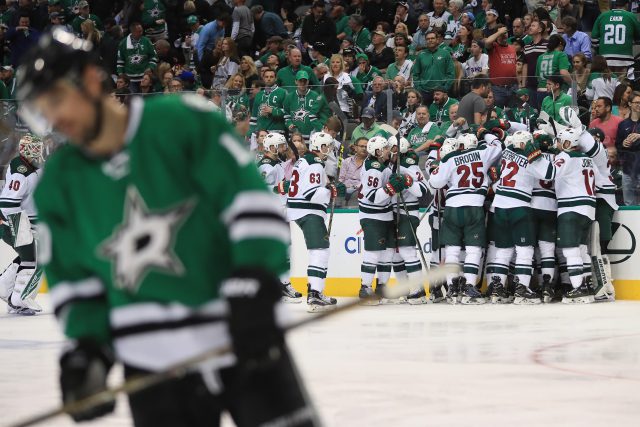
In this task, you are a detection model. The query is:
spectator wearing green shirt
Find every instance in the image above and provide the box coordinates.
[332,4,350,41]
[351,107,390,142]
[345,14,371,52]
[507,18,532,46]
[354,53,382,92]
[411,30,455,106]
[71,1,103,36]
[535,34,571,111]
[407,105,442,153]
[541,75,573,122]
[276,48,320,92]
[429,88,458,126]
[385,44,413,82]
[256,36,286,68]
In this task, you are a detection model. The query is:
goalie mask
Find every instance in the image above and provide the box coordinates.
[309,132,333,158]
[19,134,44,167]
[556,128,580,151]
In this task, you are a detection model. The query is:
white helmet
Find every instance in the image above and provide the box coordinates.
[557,106,584,130]
[263,132,287,153]
[309,132,333,153]
[439,137,459,157]
[509,130,533,150]
[557,128,581,151]
[18,133,44,167]
[367,136,388,157]
[458,133,478,150]
[387,135,410,153]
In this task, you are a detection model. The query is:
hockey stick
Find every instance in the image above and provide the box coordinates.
[397,192,428,269]
[8,265,458,427]
[326,104,347,236]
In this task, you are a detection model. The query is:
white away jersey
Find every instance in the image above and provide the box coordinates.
[0,157,41,222]
[286,153,331,221]
[358,158,393,221]
[531,152,557,212]
[527,151,598,219]
[493,148,549,209]
[258,156,287,208]
[393,153,429,218]
[428,138,502,207]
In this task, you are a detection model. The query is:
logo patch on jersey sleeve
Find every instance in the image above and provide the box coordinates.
[372,161,381,168]
[17,165,27,173]
[406,158,415,165]
[431,167,439,175]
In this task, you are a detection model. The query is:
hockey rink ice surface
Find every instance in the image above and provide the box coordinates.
[2,296,640,427]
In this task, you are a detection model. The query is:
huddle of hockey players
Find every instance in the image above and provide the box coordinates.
[259,104,617,310]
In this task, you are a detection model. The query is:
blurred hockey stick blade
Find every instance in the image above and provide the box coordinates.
[8,264,458,427]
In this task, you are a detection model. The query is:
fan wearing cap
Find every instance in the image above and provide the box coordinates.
[283,70,330,141]
[71,1,102,36]
[540,74,572,122]
[505,88,539,126]
[301,1,338,55]
[351,107,390,142]
[276,47,320,93]
[256,35,286,68]
[354,52,381,92]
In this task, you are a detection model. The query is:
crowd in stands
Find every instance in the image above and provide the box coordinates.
[1,0,640,205]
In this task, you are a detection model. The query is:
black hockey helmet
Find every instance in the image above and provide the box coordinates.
[16,27,98,103]
[587,127,605,144]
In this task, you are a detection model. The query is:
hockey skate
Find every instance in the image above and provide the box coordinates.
[541,275,555,304]
[281,282,303,303]
[428,283,446,303]
[306,289,337,313]
[6,297,37,316]
[562,282,595,304]
[406,288,428,305]
[513,281,541,305]
[358,285,380,306]
[446,278,461,305]
[459,279,486,305]
[488,276,509,304]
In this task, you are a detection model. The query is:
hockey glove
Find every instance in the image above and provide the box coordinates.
[335,182,347,197]
[430,135,445,150]
[273,180,290,195]
[523,140,542,163]
[326,183,338,199]
[533,132,554,153]
[484,118,511,131]
[220,268,284,369]
[489,165,500,183]
[60,339,115,422]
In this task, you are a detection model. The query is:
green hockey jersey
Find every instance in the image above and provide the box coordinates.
[35,95,289,372]
[250,85,288,134]
[142,0,167,38]
[283,88,330,139]
[591,9,640,67]
[116,34,158,81]
[536,50,571,89]
[71,13,104,35]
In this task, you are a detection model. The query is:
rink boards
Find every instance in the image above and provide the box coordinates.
[289,207,640,300]
[2,208,639,299]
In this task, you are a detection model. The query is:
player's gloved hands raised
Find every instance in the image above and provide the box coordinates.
[484,119,511,131]
[273,180,290,195]
[385,173,413,195]
[220,268,284,369]
[59,339,115,422]
[523,140,542,162]
[533,132,554,152]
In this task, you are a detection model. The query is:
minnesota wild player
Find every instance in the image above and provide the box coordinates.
[0,134,44,315]
[17,29,318,426]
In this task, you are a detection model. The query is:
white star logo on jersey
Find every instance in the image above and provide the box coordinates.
[293,108,309,121]
[130,54,143,65]
[100,186,195,293]
[149,7,161,18]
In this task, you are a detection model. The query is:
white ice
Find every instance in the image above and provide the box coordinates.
[2,296,640,427]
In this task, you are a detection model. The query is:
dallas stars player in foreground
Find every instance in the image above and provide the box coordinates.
[18,29,319,426]
[0,134,45,315]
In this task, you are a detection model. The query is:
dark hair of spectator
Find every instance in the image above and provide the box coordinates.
[533,7,551,23]
[375,21,391,34]
[349,14,364,26]
[471,74,490,89]
[561,16,578,34]
[591,55,612,81]
[597,97,613,110]
[323,77,339,104]
[129,21,142,31]
[451,24,474,49]
[547,34,565,52]
[613,83,631,107]
[325,116,342,133]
